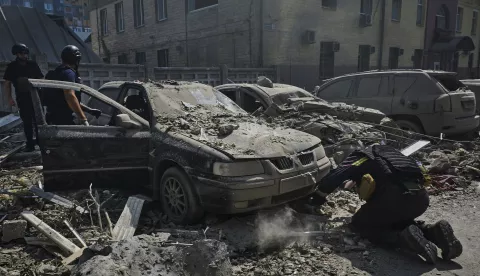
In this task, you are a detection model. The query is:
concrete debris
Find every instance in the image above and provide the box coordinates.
[1,219,27,242]
[72,234,232,276]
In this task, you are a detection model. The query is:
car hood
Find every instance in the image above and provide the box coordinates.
[177,121,321,159]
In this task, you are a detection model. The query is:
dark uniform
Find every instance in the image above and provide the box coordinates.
[3,44,44,151]
[44,45,83,125]
[318,145,462,264]
[44,65,82,125]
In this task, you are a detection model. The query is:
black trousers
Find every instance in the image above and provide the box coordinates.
[350,184,430,247]
[17,97,38,147]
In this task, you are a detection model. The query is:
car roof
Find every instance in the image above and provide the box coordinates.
[217,83,310,97]
[99,80,214,91]
[322,69,457,83]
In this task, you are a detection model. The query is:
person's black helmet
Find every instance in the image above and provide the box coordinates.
[12,43,29,55]
[61,45,82,65]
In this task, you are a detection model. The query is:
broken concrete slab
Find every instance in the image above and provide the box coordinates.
[184,239,232,276]
[1,219,27,242]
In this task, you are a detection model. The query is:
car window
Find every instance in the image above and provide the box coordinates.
[357,77,381,98]
[88,88,120,116]
[318,79,353,99]
[378,76,390,96]
[121,87,151,122]
[79,91,122,127]
[240,91,264,113]
[394,76,417,96]
[431,75,466,91]
[219,89,237,102]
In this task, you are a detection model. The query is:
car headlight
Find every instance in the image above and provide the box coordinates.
[313,145,326,161]
[213,161,265,177]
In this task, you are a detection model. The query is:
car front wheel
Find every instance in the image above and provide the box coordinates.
[159,167,204,225]
[395,119,424,134]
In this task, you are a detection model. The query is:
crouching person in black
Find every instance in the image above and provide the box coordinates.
[317,145,462,264]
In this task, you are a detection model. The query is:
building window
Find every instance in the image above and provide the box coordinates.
[156,0,167,21]
[360,0,372,15]
[23,0,32,8]
[413,49,423,69]
[135,52,146,65]
[358,45,371,72]
[392,0,402,21]
[115,2,124,32]
[118,54,128,64]
[389,47,400,69]
[321,0,337,9]
[188,0,218,12]
[44,3,53,14]
[100,8,108,36]
[436,5,449,30]
[416,0,424,26]
[157,49,169,67]
[456,7,463,33]
[0,0,11,5]
[133,0,145,27]
[472,10,478,35]
[319,42,335,79]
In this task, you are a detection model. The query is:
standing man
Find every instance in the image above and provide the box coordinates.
[44,45,100,125]
[3,43,44,152]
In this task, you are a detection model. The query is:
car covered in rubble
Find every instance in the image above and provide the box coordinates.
[26,79,331,224]
[316,70,480,136]
[215,80,389,158]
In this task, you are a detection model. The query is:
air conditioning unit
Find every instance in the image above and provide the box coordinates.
[359,13,372,27]
[332,42,340,52]
[370,46,376,54]
[302,30,316,44]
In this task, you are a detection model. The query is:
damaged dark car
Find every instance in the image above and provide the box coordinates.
[215,79,391,159]
[26,79,331,224]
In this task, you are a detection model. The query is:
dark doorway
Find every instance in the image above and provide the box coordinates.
[320,42,335,80]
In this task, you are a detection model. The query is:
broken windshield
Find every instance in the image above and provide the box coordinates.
[431,74,466,92]
[147,83,247,118]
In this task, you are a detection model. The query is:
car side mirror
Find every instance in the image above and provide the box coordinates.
[115,114,142,129]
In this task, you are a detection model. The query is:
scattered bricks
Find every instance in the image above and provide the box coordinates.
[2,220,27,242]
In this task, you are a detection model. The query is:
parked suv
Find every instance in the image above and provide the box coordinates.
[25,79,331,224]
[315,70,479,136]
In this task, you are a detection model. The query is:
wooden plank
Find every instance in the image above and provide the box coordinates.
[30,186,87,214]
[64,220,87,248]
[112,196,145,241]
[0,144,24,165]
[21,212,81,255]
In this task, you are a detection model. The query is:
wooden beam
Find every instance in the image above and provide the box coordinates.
[24,236,57,247]
[0,144,24,165]
[21,212,81,255]
[29,186,87,214]
[64,220,87,248]
[62,247,86,266]
[112,196,145,241]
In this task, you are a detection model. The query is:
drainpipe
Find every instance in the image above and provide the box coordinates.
[377,0,386,69]
[259,0,264,67]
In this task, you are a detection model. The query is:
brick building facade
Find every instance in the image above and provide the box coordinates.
[89,0,480,89]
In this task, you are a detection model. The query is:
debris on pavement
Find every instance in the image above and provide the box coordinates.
[1,219,27,242]
[111,195,145,241]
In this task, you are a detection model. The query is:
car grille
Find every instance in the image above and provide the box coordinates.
[270,157,294,170]
[298,152,314,165]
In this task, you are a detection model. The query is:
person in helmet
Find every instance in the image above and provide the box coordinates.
[3,43,44,152]
[43,45,100,125]
[316,144,462,264]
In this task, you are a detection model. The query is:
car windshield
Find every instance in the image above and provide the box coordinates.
[147,82,248,119]
[431,74,466,91]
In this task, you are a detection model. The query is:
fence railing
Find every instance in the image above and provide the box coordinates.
[0,60,277,113]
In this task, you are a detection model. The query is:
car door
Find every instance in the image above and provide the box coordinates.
[391,73,437,116]
[350,75,393,115]
[29,81,151,192]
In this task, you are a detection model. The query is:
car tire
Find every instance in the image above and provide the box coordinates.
[159,167,204,225]
[395,119,424,134]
